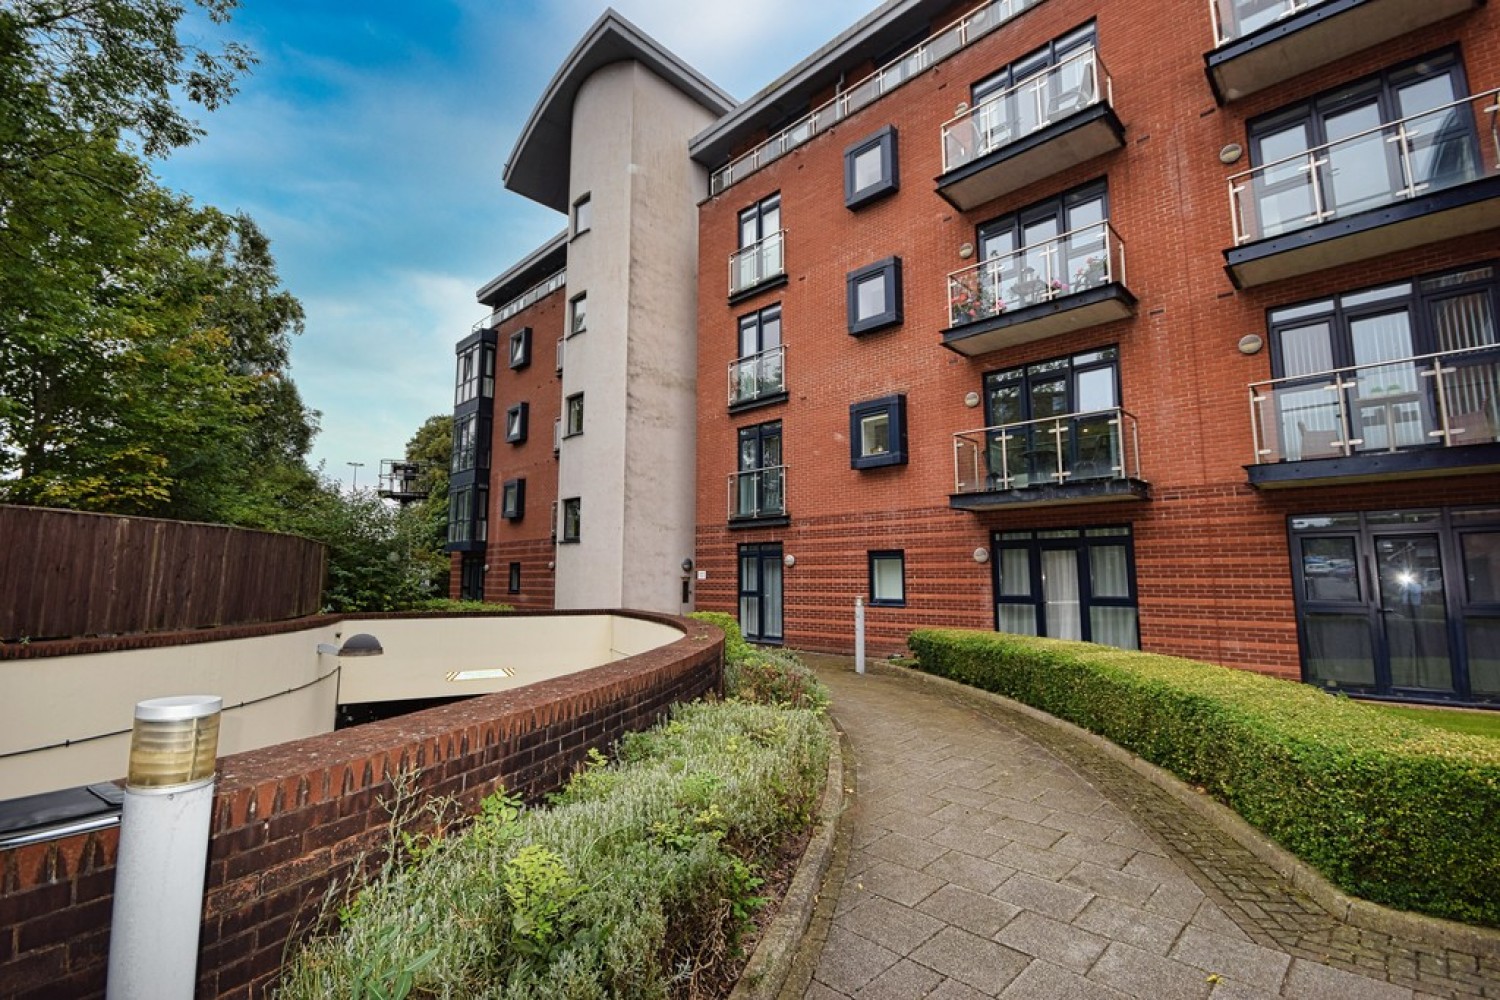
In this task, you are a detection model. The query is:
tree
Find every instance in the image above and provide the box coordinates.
[400,414,452,595]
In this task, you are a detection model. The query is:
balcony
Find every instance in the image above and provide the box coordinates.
[936,48,1124,212]
[943,222,1135,357]
[1206,0,1482,103]
[1225,89,1500,288]
[951,408,1147,511]
[728,466,788,525]
[1247,345,1500,488]
[728,345,787,412]
[728,230,786,302]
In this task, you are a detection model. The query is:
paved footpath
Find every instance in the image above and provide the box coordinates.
[797,657,1500,1000]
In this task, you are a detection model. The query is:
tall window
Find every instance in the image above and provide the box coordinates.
[561,497,581,542]
[869,550,906,606]
[738,193,781,251]
[505,402,528,444]
[460,554,485,602]
[508,327,531,369]
[450,412,490,473]
[734,422,784,519]
[569,293,588,336]
[502,478,525,520]
[447,484,488,546]
[993,527,1138,649]
[739,542,784,643]
[970,23,1098,148]
[984,347,1120,486]
[733,193,783,293]
[738,304,782,359]
[455,340,495,405]
[978,181,1108,307]
[572,193,592,237]
[565,393,585,436]
[507,561,521,594]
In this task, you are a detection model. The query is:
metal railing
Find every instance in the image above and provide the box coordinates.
[555,336,565,373]
[1248,345,1500,463]
[954,408,1141,493]
[941,47,1111,173]
[708,0,1042,195]
[728,465,787,519]
[472,268,567,333]
[553,417,562,455]
[1228,88,1500,245]
[729,230,786,296]
[728,345,786,406]
[1209,0,1325,46]
[947,221,1125,327]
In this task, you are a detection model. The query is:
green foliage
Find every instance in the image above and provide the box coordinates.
[726,649,829,713]
[906,629,1500,927]
[689,610,751,665]
[402,598,514,614]
[278,700,831,999]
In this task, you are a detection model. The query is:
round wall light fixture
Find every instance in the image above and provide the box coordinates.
[973,547,989,563]
[784,554,796,568]
[964,391,981,408]
[958,242,974,259]
[1219,143,1243,164]
[1238,334,1264,355]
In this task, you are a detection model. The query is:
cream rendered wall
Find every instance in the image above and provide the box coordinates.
[555,61,715,612]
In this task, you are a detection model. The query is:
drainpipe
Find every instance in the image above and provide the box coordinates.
[106,695,222,1000]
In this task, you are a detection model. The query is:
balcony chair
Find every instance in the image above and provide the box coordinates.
[1297,421,1344,460]
[1447,406,1497,446]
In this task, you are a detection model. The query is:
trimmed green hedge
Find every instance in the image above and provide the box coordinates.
[907,628,1500,927]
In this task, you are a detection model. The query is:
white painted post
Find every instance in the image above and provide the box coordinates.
[855,596,866,675]
[107,695,222,1000]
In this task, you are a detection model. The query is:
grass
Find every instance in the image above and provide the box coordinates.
[1363,701,1500,739]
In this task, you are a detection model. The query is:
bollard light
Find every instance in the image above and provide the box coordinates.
[126,696,221,788]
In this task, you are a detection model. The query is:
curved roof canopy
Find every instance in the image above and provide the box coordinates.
[503,9,736,213]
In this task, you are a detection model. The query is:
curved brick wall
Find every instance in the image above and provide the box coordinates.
[0,610,724,1000]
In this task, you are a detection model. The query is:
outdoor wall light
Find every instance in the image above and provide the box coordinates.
[784,554,796,568]
[973,548,989,563]
[1219,143,1243,164]
[1238,334,1264,355]
[316,633,384,657]
[964,391,981,408]
[681,558,694,573]
[958,242,974,259]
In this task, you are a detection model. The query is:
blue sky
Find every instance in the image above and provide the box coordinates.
[153,0,875,491]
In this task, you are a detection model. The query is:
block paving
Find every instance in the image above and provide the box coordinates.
[797,657,1500,999]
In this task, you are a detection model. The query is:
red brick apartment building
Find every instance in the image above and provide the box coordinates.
[456,0,1500,707]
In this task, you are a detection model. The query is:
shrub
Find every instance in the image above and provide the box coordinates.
[689,610,751,665]
[726,649,829,713]
[401,598,515,613]
[906,628,1500,928]
[278,699,831,999]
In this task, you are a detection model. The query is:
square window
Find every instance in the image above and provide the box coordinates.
[569,293,587,336]
[502,478,525,520]
[869,550,906,606]
[508,327,531,369]
[507,561,521,594]
[844,126,899,209]
[846,257,902,335]
[572,194,592,237]
[505,401,528,444]
[565,393,584,436]
[850,394,908,469]
[561,497,581,542]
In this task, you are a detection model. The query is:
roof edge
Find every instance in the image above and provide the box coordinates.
[476,229,569,307]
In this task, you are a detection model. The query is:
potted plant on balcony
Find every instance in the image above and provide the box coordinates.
[1074,255,1108,289]
[950,282,997,324]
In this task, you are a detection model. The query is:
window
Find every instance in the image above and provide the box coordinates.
[739,193,781,250]
[572,193,592,237]
[849,395,908,469]
[844,126,899,209]
[972,23,1098,133]
[869,550,906,606]
[447,484,488,546]
[460,554,485,602]
[984,347,1120,485]
[738,542,784,642]
[1265,265,1499,460]
[731,304,785,408]
[507,561,521,594]
[1246,52,1475,240]
[450,411,490,473]
[502,478,525,520]
[977,180,1108,308]
[846,257,903,335]
[561,497,581,542]
[569,293,587,336]
[508,327,531,369]
[732,194,784,295]
[738,303,782,359]
[505,402,528,444]
[454,338,495,405]
[565,393,584,436]
[993,527,1138,649]
[733,421,784,519]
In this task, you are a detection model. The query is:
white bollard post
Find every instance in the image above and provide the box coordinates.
[855,595,866,675]
[107,695,222,1000]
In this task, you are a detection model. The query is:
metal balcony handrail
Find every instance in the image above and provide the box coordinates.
[1247,343,1500,391]
[707,0,1041,195]
[728,229,787,293]
[1227,88,1500,245]
[728,345,787,405]
[727,465,787,518]
[472,267,567,333]
[1208,0,1322,47]
[952,407,1142,492]
[947,221,1125,326]
[940,47,1113,172]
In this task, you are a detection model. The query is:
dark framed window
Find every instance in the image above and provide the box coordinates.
[561,497,581,542]
[738,542,784,643]
[869,550,906,606]
[984,346,1120,485]
[738,303,782,359]
[505,402,528,444]
[734,421,784,519]
[846,256,903,335]
[454,338,495,405]
[569,293,587,336]
[738,193,781,250]
[450,411,491,474]
[993,526,1138,648]
[849,394,908,469]
[564,393,584,436]
[845,126,899,209]
[447,484,489,546]
[501,478,525,520]
[507,561,521,594]
[572,193,592,237]
[973,22,1097,106]
[508,327,531,369]
[460,553,485,602]
[978,180,1107,306]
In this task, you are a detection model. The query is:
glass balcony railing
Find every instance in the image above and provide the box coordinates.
[1228,89,1500,245]
[728,466,786,520]
[708,0,1041,195]
[941,47,1112,173]
[729,230,785,297]
[472,268,567,333]
[728,345,786,407]
[1249,345,1500,464]
[1209,0,1327,45]
[953,409,1142,494]
[947,222,1126,327]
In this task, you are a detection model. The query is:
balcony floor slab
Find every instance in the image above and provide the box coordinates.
[935,104,1125,212]
[942,283,1136,357]
[1247,441,1500,488]
[950,477,1148,511]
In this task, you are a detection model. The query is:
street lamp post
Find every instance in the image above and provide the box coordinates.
[347,461,365,491]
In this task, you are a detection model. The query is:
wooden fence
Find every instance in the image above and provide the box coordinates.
[0,506,326,641]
